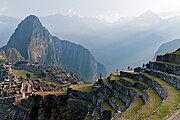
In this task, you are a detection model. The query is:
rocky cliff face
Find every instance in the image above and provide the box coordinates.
[1,15,107,81]
[0,48,24,63]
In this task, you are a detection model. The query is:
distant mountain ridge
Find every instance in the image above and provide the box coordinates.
[1,15,107,82]
[154,39,180,59]
[2,11,180,71]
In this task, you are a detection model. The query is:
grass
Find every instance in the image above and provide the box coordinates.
[168,51,180,55]
[113,97,144,120]
[34,91,66,96]
[143,73,180,120]
[69,84,93,92]
[155,60,180,66]
[111,97,126,112]
[46,80,60,85]
[122,77,135,83]
[131,89,162,120]
[13,69,37,79]
[139,81,150,87]
[130,87,144,95]
[111,75,120,81]
[94,110,101,118]
[102,100,117,113]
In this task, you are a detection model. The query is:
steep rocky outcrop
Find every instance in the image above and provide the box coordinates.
[0,50,7,63]
[1,15,107,81]
[6,48,24,63]
[0,48,24,63]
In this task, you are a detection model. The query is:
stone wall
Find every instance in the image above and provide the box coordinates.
[157,54,180,65]
[0,96,15,120]
[145,69,180,90]
[149,61,180,76]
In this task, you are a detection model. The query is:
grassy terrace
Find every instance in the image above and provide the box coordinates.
[131,89,162,120]
[139,81,149,87]
[111,97,126,112]
[122,77,135,84]
[102,101,117,113]
[130,87,143,95]
[155,60,180,66]
[168,50,180,55]
[110,75,120,81]
[13,69,37,78]
[113,97,144,120]
[113,76,144,96]
[143,73,180,120]
[69,84,93,92]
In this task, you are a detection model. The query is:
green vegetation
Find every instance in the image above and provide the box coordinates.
[143,74,180,120]
[94,110,101,118]
[114,97,144,120]
[111,97,126,112]
[132,89,162,120]
[139,81,149,87]
[69,84,93,92]
[130,87,144,95]
[110,75,120,81]
[102,101,117,113]
[168,50,180,55]
[122,77,135,83]
[156,60,180,66]
[13,70,37,78]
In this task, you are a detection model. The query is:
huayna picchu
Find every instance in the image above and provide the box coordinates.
[2,48,179,120]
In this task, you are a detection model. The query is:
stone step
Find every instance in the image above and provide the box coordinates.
[142,73,180,120]
[145,69,180,90]
[149,61,180,76]
[130,88,162,120]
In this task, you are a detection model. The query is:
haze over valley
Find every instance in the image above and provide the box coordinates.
[1,10,180,72]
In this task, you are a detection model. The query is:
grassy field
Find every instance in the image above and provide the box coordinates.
[69,84,93,92]
[13,69,37,78]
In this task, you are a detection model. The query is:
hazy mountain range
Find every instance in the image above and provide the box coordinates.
[1,10,180,72]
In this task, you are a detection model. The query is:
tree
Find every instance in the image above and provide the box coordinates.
[26,73,31,79]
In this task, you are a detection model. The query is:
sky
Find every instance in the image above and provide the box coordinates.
[0,0,180,22]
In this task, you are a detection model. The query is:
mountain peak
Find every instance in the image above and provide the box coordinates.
[21,15,42,27]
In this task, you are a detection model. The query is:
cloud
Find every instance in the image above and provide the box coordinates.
[67,8,81,17]
[98,13,122,23]
[0,0,8,12]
